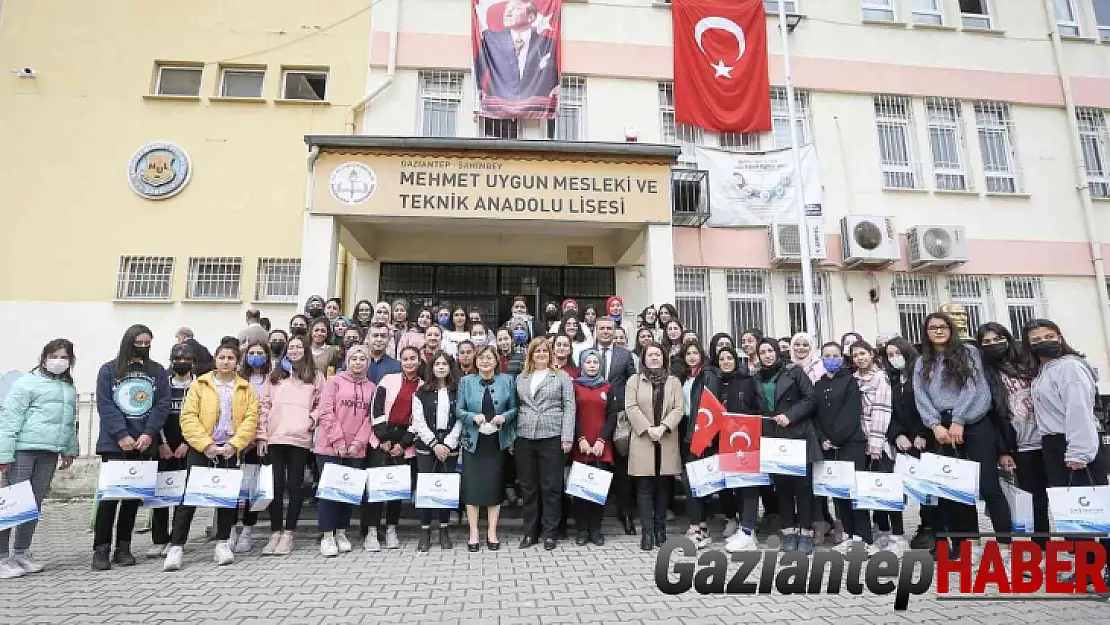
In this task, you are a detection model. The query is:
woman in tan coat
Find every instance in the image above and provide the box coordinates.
[625,342,684,551]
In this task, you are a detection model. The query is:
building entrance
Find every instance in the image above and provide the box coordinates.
[378,264,616,329]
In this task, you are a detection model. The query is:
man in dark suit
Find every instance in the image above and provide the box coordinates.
[475,0,559,111]
[594,317,638,534]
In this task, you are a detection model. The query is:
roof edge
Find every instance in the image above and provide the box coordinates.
[304,135,681,160]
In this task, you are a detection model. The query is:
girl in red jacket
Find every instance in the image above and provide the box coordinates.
[570,349,619,546]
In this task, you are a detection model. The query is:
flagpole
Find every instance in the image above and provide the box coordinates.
[777,0,818,340]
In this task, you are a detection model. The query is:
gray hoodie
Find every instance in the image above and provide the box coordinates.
[1031,355,1101,464]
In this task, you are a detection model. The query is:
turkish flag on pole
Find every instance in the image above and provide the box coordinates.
[719,414,762,473]
[689,389,724,457]
[671,0,772,132]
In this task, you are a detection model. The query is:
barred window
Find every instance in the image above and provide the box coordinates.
[187,257,242,300]
[874,95,922,190]
[1077,108,1110,198]
[784,272,830,343]
[547,76,585,141]
[892,274,937,345]
[771,87,812,149]
[116,256,174,301]
[924,97,971,191]
[418,70,464,137]
[945,275,993,332]
[659,82,703,158]
[479,117,519,139]
[675,267,711,340]
[727,270,771,339]
[1004,276,1047,336]
[974,101,1023,193]
[255,258,301,302]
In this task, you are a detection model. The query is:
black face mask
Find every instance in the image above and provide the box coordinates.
[343,340,359,350]
[171,361,193,375]
[291,327,308,337]
[981,343,1008,360]
[308,307,324,318]
[270,342,286,356]
[1031,340,1065,359]
[132,345,151,360]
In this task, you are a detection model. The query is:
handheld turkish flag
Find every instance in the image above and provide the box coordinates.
[671,0,772,132]
[719,414,762,473]
[689,389,724,457]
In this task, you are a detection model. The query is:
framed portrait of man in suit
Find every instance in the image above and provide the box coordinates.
[472,0,562,119]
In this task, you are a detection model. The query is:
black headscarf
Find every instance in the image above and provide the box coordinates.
[755,338,784,381]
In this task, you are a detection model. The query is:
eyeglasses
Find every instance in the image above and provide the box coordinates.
[926,326,950,334]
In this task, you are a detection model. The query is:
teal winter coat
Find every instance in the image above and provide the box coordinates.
[456,373,518,453]
[0,370,79,463]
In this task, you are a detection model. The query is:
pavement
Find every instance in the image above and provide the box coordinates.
[0,500,1107,624]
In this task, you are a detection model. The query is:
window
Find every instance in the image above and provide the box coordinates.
[218,68,264,98]
[479,117,519,139]
[186,257,242,300]
[945,275,993,332]
[281,69,328,101]
[418,70,464,137]
[891,274,937,345]
[155,65,202,96]
[959,0,992,28]
[675,267,711,340]
[727,270,772,339]
[116,256,174,301]
[1054,0,1080,36]
[718,132,761,152]
[763,1,797,13]
[771,87,812,149]
[874,95,921,189]
[911,0,943,25]
[659,82,704,159]
[862,0,896,22]
[784,272,830,342]
[1096,0,1110,40]
[547,76,586,141]
[1004,277,1047,336]
[924,97,970,190]
[1078,108,1110,198]
[974,101,1022,193]
[255,258,301,302]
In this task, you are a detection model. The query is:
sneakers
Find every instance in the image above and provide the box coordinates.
[797,535,814,555]
[725,529,758,553]
[274,531,294,555]
[214,542,234,566]
[364,532,382,552]
[781,533,799,551]
[883,535,906,558]
[320,536,339,558]
[334,530,353,553]
[685,527,710,549]
[146,543,168,559]
[9,553,43,574]
[874,531,892,550]
[231,526,252,553]
[162,546,183,572]
[0,558,25,579]
[385,527,401,550]
[261,532,282,556]
[833,536,879,556]
[228,525,241,548]
[722,519,739,538]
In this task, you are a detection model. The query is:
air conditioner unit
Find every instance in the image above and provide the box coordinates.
[906,225,969,270]
[841,215,900,269]
[769,220,827,265]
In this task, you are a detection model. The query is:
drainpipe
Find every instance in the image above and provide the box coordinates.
[345,0,400,134]
[1043,0,1110,360]
[304,146,319,211]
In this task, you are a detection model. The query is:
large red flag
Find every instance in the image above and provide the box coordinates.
[671,0,772,132]
[689,389,723,457]
[719,414,762,473]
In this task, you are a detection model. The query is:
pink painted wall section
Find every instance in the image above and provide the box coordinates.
[673,228,1102,277]
[370,32,1109,108]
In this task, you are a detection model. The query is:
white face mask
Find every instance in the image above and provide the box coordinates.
[888,356,906,371]
[44,358,70,375]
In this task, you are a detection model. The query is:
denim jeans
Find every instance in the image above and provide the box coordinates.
[0,450,58,555]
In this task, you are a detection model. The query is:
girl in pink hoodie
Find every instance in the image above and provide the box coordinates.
[257,335,324,556]
[315,344,375,557]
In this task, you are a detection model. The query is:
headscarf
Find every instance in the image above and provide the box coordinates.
[344,344,370,380]
[605,296,624,319]
[714,346,743,381]
[643,349,670,386]
[574,349,607,388]
[374,301,391,322]
[561,298,579,313]
[304,295,326,317]
[755,338,784,381]
[790,331,825,383]
[708,332,733,362]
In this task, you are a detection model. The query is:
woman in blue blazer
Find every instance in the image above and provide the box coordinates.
[456,345,518,552]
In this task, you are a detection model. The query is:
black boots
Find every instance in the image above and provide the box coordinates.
[417,528,432,553]
[588,529,605,546]
[576,531,590,546]
[91,545,111,571]
[438,527,452,550]
[641,533,654,551]
[112,542,136,567]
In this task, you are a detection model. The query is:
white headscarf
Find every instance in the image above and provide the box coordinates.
[790,332,826,383]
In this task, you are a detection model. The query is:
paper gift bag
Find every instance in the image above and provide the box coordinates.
[183,466,243,508]
[759,438,807,476]
[144,470,187,508]
[895,454,939,505]
[96,460,158,500]
[813,460,856,499]
[685,456,726,498]
[852,471,906,512]
[564,461,614,505]
[1047,485,1110,534]
[415,473,462,509]
[0,481,40,532]
[1002,481,1035,534]
[238,464,261,501]
[249,464,274,512]
[365,465,412,502]
[918,453,979,505]
[724,471,771,488]
[317,463,369,505]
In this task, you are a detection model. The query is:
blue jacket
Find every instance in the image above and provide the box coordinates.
[456,373,518,453]
[95,360,171,455]
[368,354,402,386]
[0,370,79,463]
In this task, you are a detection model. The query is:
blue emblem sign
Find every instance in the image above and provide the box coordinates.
[127,141,191,199]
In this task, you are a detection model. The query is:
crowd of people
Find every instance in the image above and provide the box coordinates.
[0,293,1106,585]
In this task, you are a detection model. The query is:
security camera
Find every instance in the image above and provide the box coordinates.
[13,67,37,78]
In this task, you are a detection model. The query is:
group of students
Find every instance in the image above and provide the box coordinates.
[0,293,1105,581]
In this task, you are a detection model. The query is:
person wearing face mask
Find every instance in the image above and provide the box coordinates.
[224,341,270,552]
[435,306,453,331]
[397,309,433,354]
[268,330,288,367]
[92,324,170,571]
[470,322,491,350]
[0,339,79,578]
[605,296,624,326]
[175,327,214,377]
[304,295,327,320]
[542,301,562,336]
[289,314,311,339]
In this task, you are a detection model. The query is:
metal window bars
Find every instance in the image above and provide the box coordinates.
[726,270,771,338]
[771,87,811,149]
[784,271,829,342]
[255,258,301,302]
[480,117,520,139]
[763,1,797,13]
[874,95,922,189]
[116,256,174,300]
[548,76,585,141]
[1077,108,1110,198]
[1003,276,1047,336]
[974,101,1022,193]
[186,256,243,300]
[924,97,971,191]
[892,274,937,345]
[419,70,464,138]
[674,267,710,339]
[659,82,703,158]
[945,274,993,332]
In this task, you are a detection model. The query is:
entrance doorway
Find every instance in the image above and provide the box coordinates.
[378,263,616,329]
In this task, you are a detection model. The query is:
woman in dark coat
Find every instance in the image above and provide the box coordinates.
[677,341,722,549]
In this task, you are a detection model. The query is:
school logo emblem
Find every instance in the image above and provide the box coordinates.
[329,162,377,205]
[127,142,192,199]
[114,377,155,417]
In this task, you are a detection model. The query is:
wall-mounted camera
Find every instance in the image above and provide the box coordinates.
[12,67,37,78]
